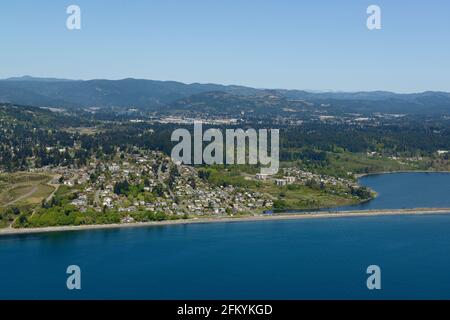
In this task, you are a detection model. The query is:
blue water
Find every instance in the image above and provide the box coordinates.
[335,172,450,211]
[1,172,450,300]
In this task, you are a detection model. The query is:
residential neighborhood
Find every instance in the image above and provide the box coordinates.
[34,150,273,222]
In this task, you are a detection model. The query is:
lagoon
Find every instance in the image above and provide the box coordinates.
[335,172,450,211]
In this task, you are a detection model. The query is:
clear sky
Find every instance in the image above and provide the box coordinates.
[1,0,449,92]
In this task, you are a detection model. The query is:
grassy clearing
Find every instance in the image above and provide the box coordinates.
[199,165,261,188]
[326,153,425,176]
[0,185,35,204]
[0,172,54,207]
[0,172,56,228]
[62,127,100,135]
[17,184,55,206]
[257,181,358,210]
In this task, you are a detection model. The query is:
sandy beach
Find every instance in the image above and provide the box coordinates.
[1,208,450,236]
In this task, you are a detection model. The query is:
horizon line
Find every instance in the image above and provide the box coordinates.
[1,75,449,95]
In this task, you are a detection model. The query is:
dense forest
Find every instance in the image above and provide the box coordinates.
[1,103,449,172]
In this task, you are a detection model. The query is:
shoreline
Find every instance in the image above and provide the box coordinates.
[1,208,450,236]
[355,170,450,179]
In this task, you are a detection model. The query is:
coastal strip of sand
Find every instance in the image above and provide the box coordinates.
[1,208,450,236]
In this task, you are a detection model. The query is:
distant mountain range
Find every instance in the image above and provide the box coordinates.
[1,76,450,115]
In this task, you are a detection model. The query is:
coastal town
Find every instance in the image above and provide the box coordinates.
[32,150,274,222]
[12,143,379,228]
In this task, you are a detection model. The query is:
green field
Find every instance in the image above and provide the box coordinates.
[258,183,360,211]
[327,153,426,175]
[0,172,55,228]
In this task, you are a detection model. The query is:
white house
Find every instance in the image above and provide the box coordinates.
[255,173,269,180]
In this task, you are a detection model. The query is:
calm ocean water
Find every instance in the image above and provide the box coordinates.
[1,172,450,299]
[336,172,450,211]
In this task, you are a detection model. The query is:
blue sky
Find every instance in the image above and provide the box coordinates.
[1,0,449,92]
